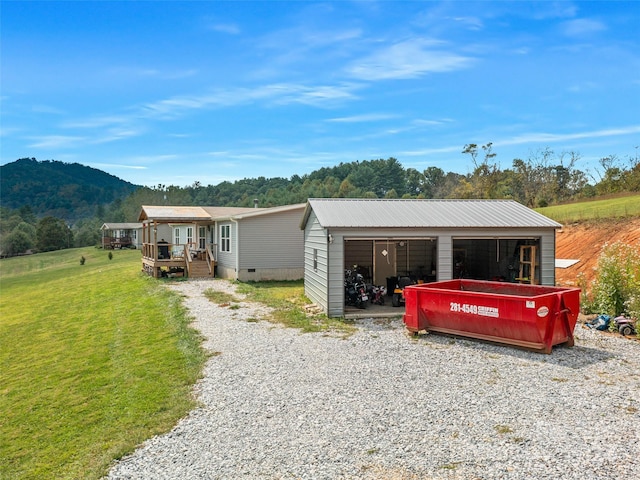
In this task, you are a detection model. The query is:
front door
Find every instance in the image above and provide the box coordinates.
[199,226,206,250]
[374,241,396,285]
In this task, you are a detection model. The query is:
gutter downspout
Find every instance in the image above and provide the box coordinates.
[231,217,240,281]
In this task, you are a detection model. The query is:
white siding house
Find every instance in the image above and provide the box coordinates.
[101,222,143,249]
[138,204,305,280]
[214,204,306,281]
[300,198,562,318]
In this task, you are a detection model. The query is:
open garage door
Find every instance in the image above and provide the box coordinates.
[452,238,540,283]
[344,238,438,288]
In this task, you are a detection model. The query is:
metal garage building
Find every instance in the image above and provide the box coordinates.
[300,198,562,318]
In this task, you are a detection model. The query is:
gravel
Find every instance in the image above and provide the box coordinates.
[107,279,640,480]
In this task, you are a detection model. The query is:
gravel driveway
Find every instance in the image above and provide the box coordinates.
[107,279,640,480]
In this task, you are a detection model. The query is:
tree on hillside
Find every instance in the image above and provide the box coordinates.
[509,149,588,207]
[404,168,425,197]
[1,222,36,255]
[458,143,502,199]
[73,218,102,247]
[0,209,37,255]
[36,216,73,252]
[18,205,37,225]
[594,155,630,195]
[0,158,138,222]
[422,167,443,198]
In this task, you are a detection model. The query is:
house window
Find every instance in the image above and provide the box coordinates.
[132,230,137,240]
[174,227,180,246]
[220,225,231,252]
[313,248,318,271]
[187,227,193,247]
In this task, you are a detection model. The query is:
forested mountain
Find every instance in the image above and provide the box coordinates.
[3,150,639,225]
[0,158,139,222]
[1,150,638,256]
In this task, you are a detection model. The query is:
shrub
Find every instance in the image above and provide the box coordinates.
[588,242,640,318]
[108,251,113,260]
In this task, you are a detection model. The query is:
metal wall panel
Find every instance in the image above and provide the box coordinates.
[303,211,329,312]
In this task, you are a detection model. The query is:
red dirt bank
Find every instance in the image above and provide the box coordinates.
[554,217,640,288]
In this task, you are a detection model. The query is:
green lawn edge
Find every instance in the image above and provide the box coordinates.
[0,248,207,480]
[535,193,640,223]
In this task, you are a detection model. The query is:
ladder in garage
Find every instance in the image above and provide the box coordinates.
[516,245,537,284]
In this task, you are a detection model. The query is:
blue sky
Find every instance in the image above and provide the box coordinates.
[2,1,639,188]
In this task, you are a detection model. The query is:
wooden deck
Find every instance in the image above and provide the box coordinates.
[103,236,134,249]
[141,242,216,278]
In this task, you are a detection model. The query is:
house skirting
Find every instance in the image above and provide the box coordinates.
[217,265,303,282]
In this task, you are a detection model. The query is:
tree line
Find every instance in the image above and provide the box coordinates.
[1,146,639,256]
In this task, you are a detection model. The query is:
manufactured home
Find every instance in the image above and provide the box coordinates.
[101,223,143,249]
[300,198,562,318]
[138,203,305,280]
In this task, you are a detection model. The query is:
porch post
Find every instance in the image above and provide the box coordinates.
[153,221,158,260]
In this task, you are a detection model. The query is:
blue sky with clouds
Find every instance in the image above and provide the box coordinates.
[2,1,639,187]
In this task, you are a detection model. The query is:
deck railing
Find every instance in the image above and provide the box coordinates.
[142,243,217,262]
[103,236,133,249]
[142,242,187,260]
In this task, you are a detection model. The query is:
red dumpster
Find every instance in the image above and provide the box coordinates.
[403,280,581,354]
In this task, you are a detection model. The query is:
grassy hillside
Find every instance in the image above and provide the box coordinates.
[535,193,640,223]
[0,248,206,479]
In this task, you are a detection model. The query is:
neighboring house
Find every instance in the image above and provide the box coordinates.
[300,198,562,318]
[138,203,305,280]
[101,223,143,249]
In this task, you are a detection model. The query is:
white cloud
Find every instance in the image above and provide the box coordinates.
[106,66,198,80]
[412,118,453,126]
[93,128,143,144]
[451,16,484,31]
[140,82,361,117]
[495,126,640,147]
[93,163,147,170]
[31,105,66,115]
[347,38,474,80]
[28,135,86,149]
[400,126,640,158]
[118,154,181,166]
[562,18,606,37]
[529,2,578,20]
[327,113,398,123]
[209,23,241,35]
[0,126,22,137]
[567,81,598,93]
[400,145,462,157]
[264,84,360,107]
[62,114,138,129]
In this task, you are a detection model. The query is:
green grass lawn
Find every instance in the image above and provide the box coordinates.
[0,247,207,480]
[234,280,356,334]
[535,193,640,223]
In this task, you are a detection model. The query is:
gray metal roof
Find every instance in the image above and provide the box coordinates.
[200,206,258,218]
[222,203,306,220]
[302,198,562,229]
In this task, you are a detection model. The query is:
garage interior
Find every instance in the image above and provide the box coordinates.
[343,237,542,315]
[452,238,541,283]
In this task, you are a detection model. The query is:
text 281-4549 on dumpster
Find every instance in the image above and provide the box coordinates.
[449,302,499,318]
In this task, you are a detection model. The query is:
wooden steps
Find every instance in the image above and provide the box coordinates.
[188,259,213,278]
